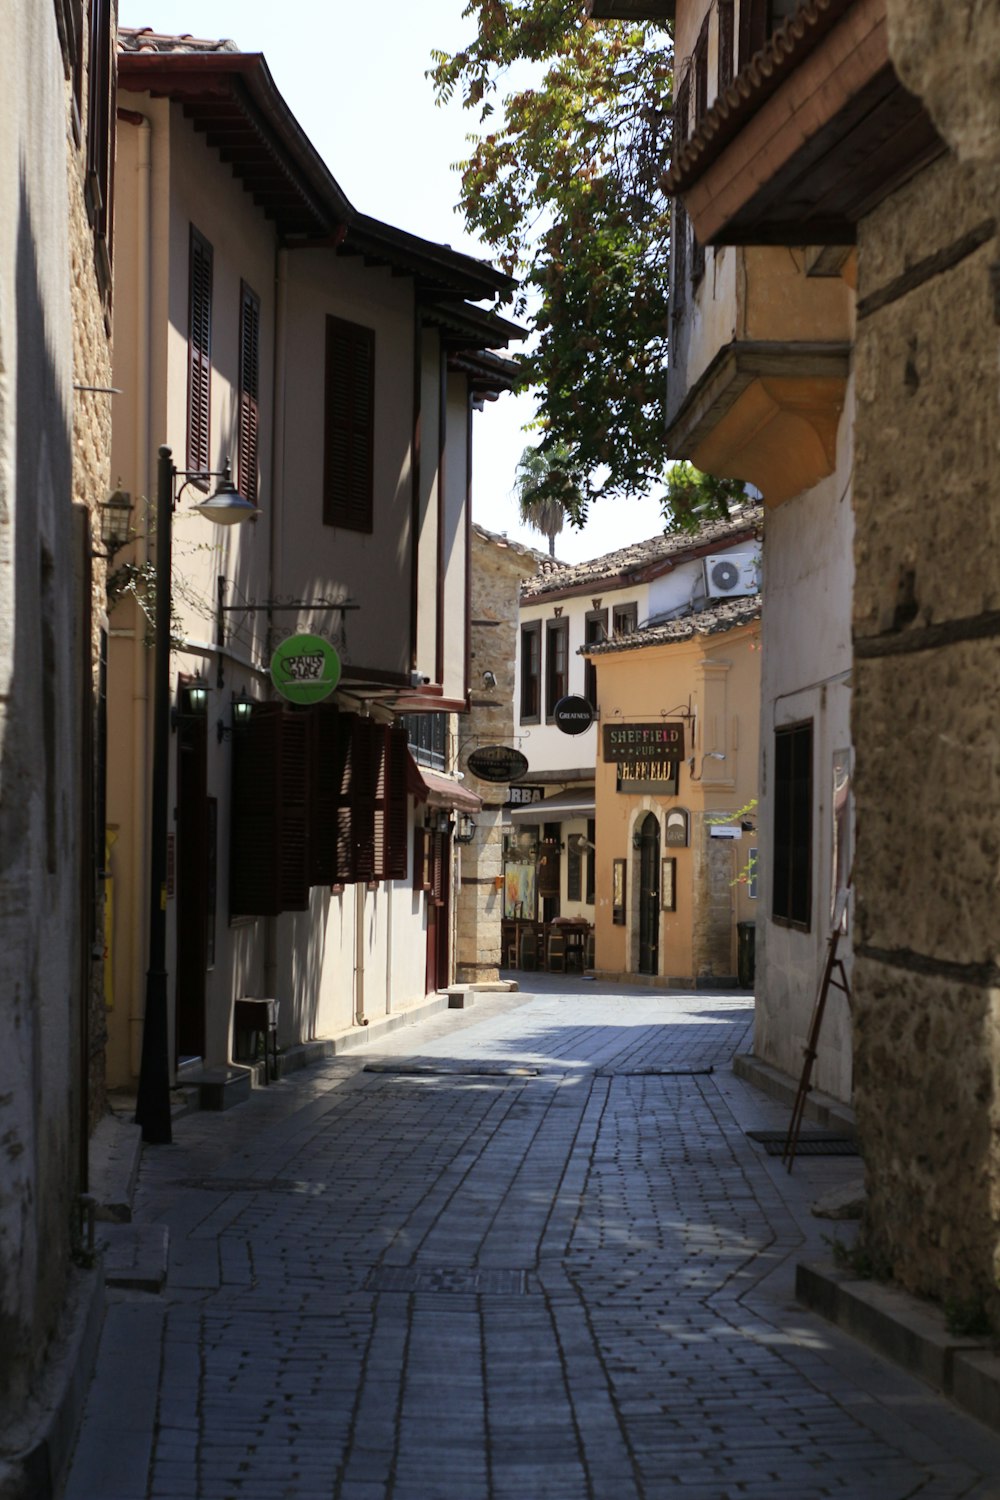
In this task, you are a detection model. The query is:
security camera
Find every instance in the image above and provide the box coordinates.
[409,670,431,688]
[482,670,497,689]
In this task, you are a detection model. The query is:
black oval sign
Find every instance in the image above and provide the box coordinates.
[467,744,530,783]
[553,695,596,736]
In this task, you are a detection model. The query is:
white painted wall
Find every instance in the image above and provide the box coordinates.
[754,379,855,1103]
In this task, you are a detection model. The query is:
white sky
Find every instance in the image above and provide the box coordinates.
[118,0,669,563]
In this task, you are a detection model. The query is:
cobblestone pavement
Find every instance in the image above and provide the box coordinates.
[66,980,1000,1500]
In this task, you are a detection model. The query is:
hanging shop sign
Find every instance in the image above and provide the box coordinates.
[603,721,685,763]
[553,695,596,736]
[665,808,689,847]
[467,744,529,783]
[270,633,341,705]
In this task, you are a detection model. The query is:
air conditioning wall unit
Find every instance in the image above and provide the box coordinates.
[704,552,759,599]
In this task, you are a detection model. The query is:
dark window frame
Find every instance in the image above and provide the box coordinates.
[718,0,736,93]
[545,617,570,721]
[323,314,375,533]
[584,609,607,709]
[613,602,638,637]
[772,720,813,931]
[520,620,542,723]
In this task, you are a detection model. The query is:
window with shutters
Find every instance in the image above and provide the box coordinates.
[188,228,213,483]
[309,705,352,888]
[772,720,812,930]
[350,716,381,882]
[385,725,410,879]
[324,315,374,532]
[229,704,310,916]
[238,282,261,506]
[414,826,432,893]
[613,602,638,637]
[545,618,569,721]
[520,621,541,723]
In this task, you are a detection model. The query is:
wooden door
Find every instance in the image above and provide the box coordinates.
[638,813,660,976]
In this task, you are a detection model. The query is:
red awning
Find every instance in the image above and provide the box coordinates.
[406,755,482,814]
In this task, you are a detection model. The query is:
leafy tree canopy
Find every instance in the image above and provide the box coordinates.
[430,2,676,523]
[662,462,750,530]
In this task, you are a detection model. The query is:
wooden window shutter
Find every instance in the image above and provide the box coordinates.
[238,282,261,505]
[230,703,283,916]
[309,704,351,886]
[372,726,390,880]
[414,826,432,893]
[323,315,374,532]
[278,710,310,911]
[351,716,380,881]
[385,725,409,880]
[430,831,446,906]
[188,228,213,480]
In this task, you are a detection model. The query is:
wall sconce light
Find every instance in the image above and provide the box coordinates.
[453,812,477,844]
[217,687,253,743]
[172,675,209,730]
[96,485,133,557]
[689,751,726,782]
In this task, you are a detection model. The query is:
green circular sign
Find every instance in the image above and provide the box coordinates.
[270,633,341,705]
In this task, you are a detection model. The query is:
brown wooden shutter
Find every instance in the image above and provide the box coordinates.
[414,826,432,892]
[238,282,260,505]
[385,725,409,880]
[188,228,213,479]
[309,704,351,886]
[351,717,380,881]
[230,703,283,916]
[323,315,374,532]
[278,710,310,911]
[430,831,446,906]
[373,726,389,880]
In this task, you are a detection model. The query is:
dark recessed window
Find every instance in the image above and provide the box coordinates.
[520,621,541,723]
[772,720,812,930]
[237,282,261,506]
[187,227,213,483]
[545,618,569,719]
[613,602,638,637]
[584,610,607,708]
[323,315,374,532]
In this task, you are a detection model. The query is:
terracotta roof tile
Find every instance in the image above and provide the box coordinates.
[584,593,761,653]
[521,503,762,600]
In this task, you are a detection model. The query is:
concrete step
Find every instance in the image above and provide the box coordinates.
[99,1224,169,1293]
[88,1110,142,1223]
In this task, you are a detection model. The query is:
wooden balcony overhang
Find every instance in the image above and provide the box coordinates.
[665,340,851,505]
[666,0,945,247]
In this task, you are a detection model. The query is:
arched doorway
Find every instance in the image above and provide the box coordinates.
[637,812,660,976]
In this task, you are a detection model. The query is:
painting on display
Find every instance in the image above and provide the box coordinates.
[504,860,537,920]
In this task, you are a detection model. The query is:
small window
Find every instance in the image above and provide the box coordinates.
[520,620,541,723]
[772,721,812,929]
[323,315,374,532]
[237,282,261,506]
[584,610,607,709]
[586,817,596,905]
[545,618,569,719]
[613,602,638,637]
[694,15,709,124]
[187,227,213,483]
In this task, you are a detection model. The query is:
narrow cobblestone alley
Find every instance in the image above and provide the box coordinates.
[66,983,1000,1500]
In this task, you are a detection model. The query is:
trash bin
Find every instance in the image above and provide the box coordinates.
[737,921,756,989]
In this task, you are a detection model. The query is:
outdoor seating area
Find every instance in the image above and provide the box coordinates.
[501,918,594,973]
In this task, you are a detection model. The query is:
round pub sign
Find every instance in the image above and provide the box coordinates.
[553,694,595,736]
[270,633,341,705]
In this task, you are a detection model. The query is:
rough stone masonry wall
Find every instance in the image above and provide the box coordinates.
[456,532,538,982]
[691,815,736,983]
[67,59,114,1132]
[852,146,1000,1310]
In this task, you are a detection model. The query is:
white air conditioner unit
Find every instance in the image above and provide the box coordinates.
[704,552,758,599]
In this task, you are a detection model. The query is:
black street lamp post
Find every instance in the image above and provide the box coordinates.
[134,445,256,1144]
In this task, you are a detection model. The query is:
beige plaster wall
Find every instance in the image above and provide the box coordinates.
[852,146,1000,1306]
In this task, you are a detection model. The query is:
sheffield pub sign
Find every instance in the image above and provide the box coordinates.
[602,721,685,763]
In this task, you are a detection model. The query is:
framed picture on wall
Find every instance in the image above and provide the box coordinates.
[612,859,626,925]
[661,857,676,911]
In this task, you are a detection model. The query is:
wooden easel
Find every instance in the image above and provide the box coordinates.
[783,881,852,1172]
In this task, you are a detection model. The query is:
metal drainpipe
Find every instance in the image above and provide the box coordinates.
[355,889,368,1026]
[263,246,288,1002]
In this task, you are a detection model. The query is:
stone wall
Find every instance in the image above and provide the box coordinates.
[852,144,1000,1307]
[691,815,737,982]
[456,529,542,982]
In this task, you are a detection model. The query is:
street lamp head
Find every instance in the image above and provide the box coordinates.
[192,457,258,526]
